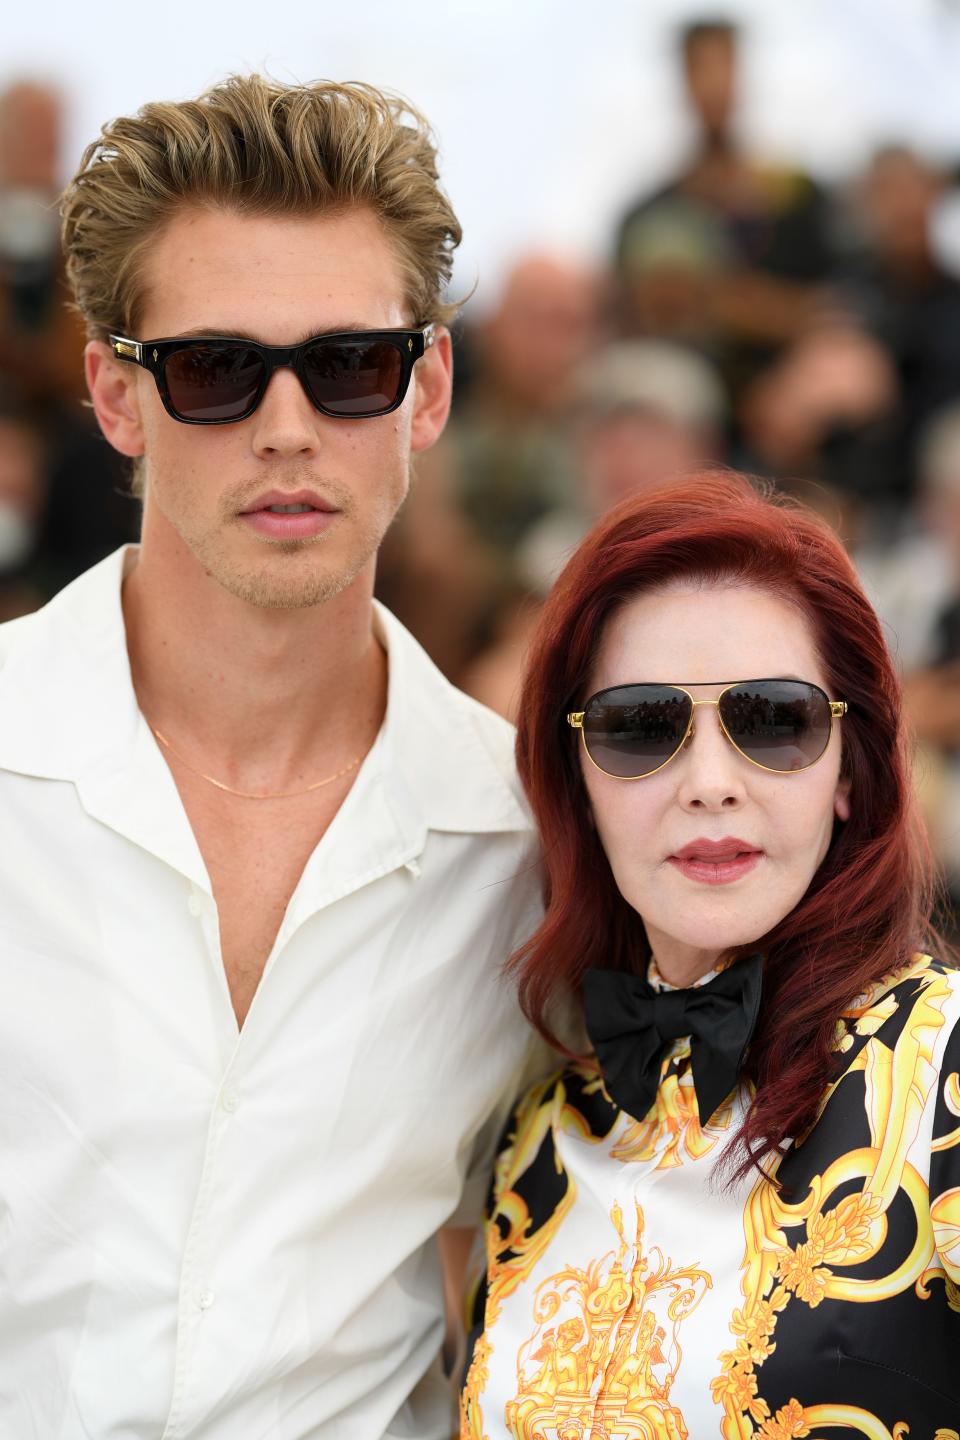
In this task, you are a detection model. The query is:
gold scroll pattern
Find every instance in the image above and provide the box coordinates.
[461,1072,599,1440]
[710,958,960,1440]
[611,1062,735,1171]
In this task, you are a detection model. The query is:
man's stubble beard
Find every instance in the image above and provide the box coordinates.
[158,465,404,611]
[202,530,364,611]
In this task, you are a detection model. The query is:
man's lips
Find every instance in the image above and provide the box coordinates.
[239,489,337,516]
[239,490,339,540]
[667,837,764,886]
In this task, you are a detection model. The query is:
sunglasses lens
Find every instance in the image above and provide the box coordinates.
[163,344,265,422]
[582,685,691,778]
[719,680,832,772]
[302,339,403,416]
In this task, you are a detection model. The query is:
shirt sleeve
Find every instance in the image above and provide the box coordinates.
[929,1007,960,1290]
[447,1028,557,1229]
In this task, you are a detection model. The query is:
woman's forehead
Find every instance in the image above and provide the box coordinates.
[590,582,827,691]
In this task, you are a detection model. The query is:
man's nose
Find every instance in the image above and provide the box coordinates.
[248,367,322,458]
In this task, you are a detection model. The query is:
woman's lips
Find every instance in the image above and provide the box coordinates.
[667,838,764,886]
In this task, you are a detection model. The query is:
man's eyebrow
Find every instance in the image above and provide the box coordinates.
[170,322,384,343]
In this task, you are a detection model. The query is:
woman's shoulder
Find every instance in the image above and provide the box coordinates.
[792,953,960,1187]
[850,951,960,1001]
[778,952,960,1287]
[835,953,960,1063]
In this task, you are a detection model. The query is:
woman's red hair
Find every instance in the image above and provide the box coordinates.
[513,470,940,1180]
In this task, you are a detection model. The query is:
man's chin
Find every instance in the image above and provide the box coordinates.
[200,543,372,611]
[218,566,352,611]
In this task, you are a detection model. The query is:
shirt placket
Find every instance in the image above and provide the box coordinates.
[161,885,244,1440]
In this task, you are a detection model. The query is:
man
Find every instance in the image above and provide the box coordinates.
[0,77,543,1438]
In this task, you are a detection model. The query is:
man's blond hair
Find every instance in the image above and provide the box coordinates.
[61,74,462,340]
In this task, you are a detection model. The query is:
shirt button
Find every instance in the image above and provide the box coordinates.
[220,1088,240,1113]
[187,891,203,918]
[196,1288,215,1310]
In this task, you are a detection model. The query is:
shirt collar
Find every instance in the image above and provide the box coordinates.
[0,547,530,864]
[647,956,730,992]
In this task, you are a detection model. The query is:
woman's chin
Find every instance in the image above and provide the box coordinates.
[642,911,777,974]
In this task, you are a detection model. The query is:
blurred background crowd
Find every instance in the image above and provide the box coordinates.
[5,11,960,920]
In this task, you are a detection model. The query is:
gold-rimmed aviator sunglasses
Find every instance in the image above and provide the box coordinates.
[567,678,847,780]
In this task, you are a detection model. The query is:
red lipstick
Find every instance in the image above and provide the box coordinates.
[667,837,763,886]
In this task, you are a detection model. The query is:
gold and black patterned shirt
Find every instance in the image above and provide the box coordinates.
[461,954,960,1440]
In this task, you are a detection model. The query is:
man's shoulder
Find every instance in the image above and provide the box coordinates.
[0,550,133,782]
[0,597,45,663]
[445,678,522,786]
[376,602,532,837]
[0,576,76,690]
[0,550,127,661]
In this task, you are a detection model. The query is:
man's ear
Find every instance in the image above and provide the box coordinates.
[85,341,146,458]
[409,326,453,455]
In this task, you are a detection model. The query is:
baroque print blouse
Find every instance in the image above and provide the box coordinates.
[461,954,960,1440]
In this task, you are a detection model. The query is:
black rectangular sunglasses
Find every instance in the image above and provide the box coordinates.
[109,325,435,424]
[568,678,847,778]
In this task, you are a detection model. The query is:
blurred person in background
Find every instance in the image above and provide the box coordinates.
[612,194,731,358]
[737,320,901,538]
[377,252,603,677]
[858,400,960,929]
[838,145,960,502]
[0,382,48,619]
[0,74,546,1440]
[462,339,725,719]
[519,337,727,591]
[428,252,602,558]
[615,17,837,404]
[0,77,137,600]
[0,79,84,403]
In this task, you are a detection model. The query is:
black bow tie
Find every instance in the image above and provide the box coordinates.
[582,953,763,1127]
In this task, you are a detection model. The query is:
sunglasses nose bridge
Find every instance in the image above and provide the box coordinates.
[688,697,721,735]
[683,697,741,763]
[268,348,300,381]
[260,348,317,411]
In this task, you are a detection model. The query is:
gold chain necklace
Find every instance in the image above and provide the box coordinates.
[150,724,363,800]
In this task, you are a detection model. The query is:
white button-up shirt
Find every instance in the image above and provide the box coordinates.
[0,549,543,1440]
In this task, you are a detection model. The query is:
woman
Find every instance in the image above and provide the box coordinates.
[461,473,960,1440]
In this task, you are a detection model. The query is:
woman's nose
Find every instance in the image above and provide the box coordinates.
[675,708,748,811]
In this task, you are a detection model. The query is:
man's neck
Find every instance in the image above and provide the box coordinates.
[121,526,387,796]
